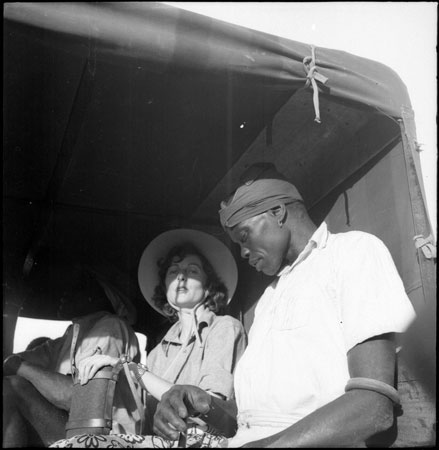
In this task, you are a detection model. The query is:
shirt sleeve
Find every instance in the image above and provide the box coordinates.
[146,344,160,372]
[334,232,417,352]
[75,315,140,366]
[18,327,70,369]
[198,316,247,400]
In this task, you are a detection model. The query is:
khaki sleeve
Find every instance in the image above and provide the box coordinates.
[75,316,140,366]
[18,327,71,369]
[198,317,247,400]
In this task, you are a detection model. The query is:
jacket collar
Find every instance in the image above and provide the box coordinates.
[162,307,216,347]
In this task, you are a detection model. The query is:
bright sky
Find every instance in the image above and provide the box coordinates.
[13,317,70,353]
[165,1,437,236]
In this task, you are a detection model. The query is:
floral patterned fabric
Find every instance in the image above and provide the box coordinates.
[50,427,227,448]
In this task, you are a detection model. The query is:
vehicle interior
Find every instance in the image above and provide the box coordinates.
[3,3,436,447]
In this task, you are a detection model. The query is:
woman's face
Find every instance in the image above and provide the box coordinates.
[164,253,208,311]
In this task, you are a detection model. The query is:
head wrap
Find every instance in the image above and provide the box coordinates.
[219,178,303,228]
[218,163,303,228]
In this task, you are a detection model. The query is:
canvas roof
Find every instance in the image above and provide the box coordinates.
[3,3,420,335]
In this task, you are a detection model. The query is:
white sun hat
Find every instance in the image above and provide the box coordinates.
[138,229,238,316]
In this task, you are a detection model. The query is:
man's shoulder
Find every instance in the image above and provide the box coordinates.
[78,312,134,332]
[329,229,384,249]
[326,229,390,264]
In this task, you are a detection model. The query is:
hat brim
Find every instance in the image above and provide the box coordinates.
[138,229,238,316]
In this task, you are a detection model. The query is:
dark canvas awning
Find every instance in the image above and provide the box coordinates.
[4,2,412,118]
[3,2,431,335]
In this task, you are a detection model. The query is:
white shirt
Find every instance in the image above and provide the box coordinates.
[228,222,416,447]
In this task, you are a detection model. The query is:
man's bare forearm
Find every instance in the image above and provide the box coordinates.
[242,390,393,448]
[17,361,73,410]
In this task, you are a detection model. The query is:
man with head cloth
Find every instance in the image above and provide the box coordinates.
[152,162,416,447]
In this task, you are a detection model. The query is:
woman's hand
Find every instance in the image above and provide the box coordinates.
[78,354,119,385]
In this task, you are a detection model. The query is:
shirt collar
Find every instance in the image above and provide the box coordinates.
[277,221,329,277]
[162,307,216,346]
[310,221,329,250]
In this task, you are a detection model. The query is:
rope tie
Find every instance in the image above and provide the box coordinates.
[303,45,328,123]
[413,234,436,259]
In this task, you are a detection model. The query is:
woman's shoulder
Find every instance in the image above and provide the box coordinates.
[210,314,245,332]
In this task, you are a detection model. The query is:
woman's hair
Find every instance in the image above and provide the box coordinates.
[151,243,229,322]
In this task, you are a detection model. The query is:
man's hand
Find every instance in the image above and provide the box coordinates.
[153,385,211,440]
[3,354,23,376]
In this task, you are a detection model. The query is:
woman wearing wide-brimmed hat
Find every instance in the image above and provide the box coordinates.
[52,229,246,448]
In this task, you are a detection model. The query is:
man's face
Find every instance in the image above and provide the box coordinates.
[57,271,110,319]
[227,211,289,276]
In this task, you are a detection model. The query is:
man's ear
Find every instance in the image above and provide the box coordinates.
[269,204,287,225]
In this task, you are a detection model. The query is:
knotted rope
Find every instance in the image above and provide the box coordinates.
[303,45,328,123]
[413,234,436,259]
